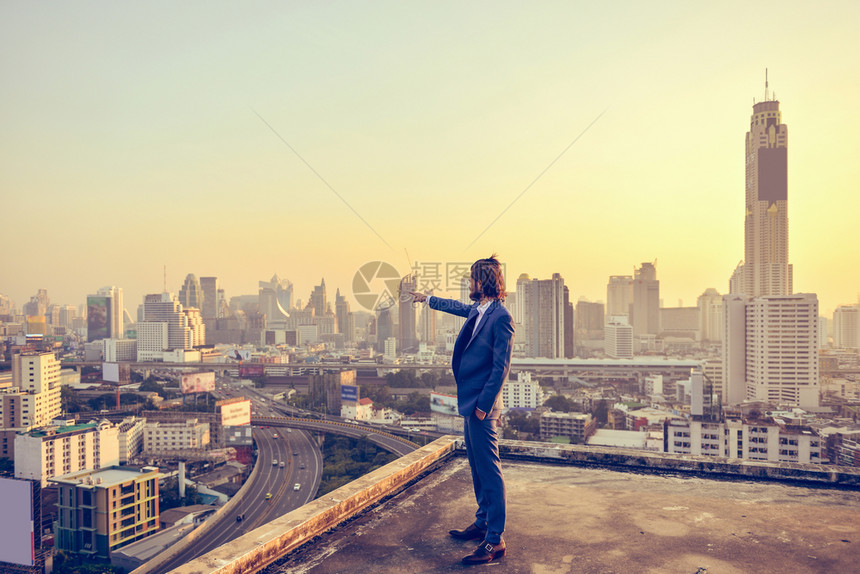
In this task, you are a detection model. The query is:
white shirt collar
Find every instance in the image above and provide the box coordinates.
[476,300,492,315]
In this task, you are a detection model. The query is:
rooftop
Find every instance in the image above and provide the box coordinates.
[172,439,860,574]
[29,422,97,437]
[52,465,158,487]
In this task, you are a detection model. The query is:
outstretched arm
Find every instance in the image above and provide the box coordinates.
[410,292,473,318]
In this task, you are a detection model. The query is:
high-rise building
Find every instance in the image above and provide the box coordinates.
[87,287,124,341]
[98,286,124,340]
[631,263,659,336]
[606,276,633,321]
[697,288,723,343]
[724,293,819,408]
[259,275,292,327]
[520,273,566,359]
[604,317,633,359]
[563,286,574,359]
[738,77,793,297]
[200,276,221,319]
[1,352,63,431]
[398,276,418,353]
[178,274,203,310]
[22,289,49,318]
[335,289,353,342]
[310,278,327,318]
[833,305,860,351]
[15,419,120,486]
[419,299,436,346]
[137,293,197,361]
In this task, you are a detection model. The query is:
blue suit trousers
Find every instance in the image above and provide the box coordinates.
[463,412,506,543]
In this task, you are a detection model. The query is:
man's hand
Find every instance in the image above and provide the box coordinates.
[409,291,428,303]
[474,408,486,420]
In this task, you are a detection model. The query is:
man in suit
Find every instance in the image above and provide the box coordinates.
[411,255,514,565]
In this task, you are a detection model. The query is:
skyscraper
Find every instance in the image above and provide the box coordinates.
[631,262,659,336]
[833,305,860,350]
[87,286,124,341]
[335,289,353,342]
[179,274,203,310]
[200,276,221,319]
[697,288,723,343]
[722,79,818,408]
[398,275,418,353]
[520,273,566,358]
[740,76,792,297]
[310,279,327,318]
[606,276,633,321]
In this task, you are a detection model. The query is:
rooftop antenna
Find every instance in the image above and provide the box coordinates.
[765,68,769,101]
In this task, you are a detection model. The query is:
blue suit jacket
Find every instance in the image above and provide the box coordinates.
[428,297,515,417]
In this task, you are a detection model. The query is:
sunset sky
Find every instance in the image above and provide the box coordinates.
[2,1,858,317]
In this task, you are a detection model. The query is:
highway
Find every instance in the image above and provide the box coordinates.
[151,426,322,574]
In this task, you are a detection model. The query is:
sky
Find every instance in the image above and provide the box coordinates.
[2,1,859,317]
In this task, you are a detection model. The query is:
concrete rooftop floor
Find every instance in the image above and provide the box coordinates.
[264,456,860,574]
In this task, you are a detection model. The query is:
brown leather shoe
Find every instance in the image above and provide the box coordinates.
[448,523,487,541]
[462,540,506,565]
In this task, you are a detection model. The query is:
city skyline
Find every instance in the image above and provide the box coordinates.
[2,2,859,315]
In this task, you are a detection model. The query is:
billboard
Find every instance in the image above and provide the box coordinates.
[181,372,216,394]
[0,478,36,567]
[103,362,120,383]
[87,296,111,342]
[430,392,458,416]
[219,398,251,426]
[239,364,264,378]
[341,383,359,403]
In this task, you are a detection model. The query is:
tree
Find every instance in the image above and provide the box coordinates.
[543,394,574,413]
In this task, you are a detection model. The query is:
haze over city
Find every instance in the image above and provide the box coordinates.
[2,1,859,314]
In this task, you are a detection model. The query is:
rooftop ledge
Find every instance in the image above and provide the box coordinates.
[169,438,860,574]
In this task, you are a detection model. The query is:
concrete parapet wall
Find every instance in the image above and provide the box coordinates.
[131,449,264,574]
[172,436,458,574]
[493,439,860,488]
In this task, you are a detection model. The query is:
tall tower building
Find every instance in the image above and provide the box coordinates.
[259,274,292,327]
[179,274,203,310]
[745,294,818,407]
[697,288,723,343]
[833,305,860,350]
[87,286,124,341]
[398,276,418,353]
[335,289,353,342]
[521,273,566,358]
[98,286,124,340]
[200,276,221,319]
[137,293,194,360]
[606,276,633,322]
[631,263,659,336]
[310,279,327,318]
[742,75,792,297]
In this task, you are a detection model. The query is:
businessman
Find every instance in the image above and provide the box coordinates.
[411,255,515,565]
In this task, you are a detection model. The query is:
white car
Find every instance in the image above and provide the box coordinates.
[293,483,301,491]
[272,459,278,466]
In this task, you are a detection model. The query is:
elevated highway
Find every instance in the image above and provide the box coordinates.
[252,415,420,457]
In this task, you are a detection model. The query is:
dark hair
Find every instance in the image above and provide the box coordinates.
[471,254,506,301]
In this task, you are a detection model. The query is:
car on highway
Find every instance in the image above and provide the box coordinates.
[279,461,285,468]
[265,493,272,501]
[272,459,278,466]
[293,451,298,456]
[300,464,305,469]
[293,483,301,491]
[273,433,278,439]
